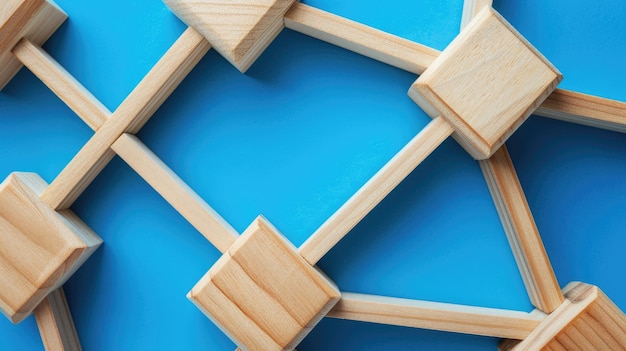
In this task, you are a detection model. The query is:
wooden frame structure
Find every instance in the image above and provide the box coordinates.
[1,0,625,350]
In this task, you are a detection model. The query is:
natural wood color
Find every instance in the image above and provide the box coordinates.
[328,292,544,340]
[0,172,101,324]
[299,116,453,265]
[34,288,81,351]
[0,0,66,90]
[410,8,561,160]
[111,134,238,253]
[189,216,340,351]
[500,282,626,350]
[40,27,210,210]
[460,0,492,30]
[284,3,439,75]
[480,146,564,313]
[536,88,626,134]
[164,0,295,72]
[12,38,110,130]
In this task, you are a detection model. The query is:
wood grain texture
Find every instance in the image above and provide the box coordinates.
[111,134,238,253]
[298,116,453,265]
[164,0,295,72]
[460,0,492,30]
[536,88,626,134]
[189,216,340,351]
[328,292,544,340]
[40,27,210,210]
[0,173,101,324]
[0,0,66,90]
[500,282,626,350]
[284,3,439,75]
[34,288,82,351]
[480,147,564,313]
[410,8,561,159]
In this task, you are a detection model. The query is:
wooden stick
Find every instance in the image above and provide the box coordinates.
[284,3,439,75]
[460,0,493,30]
[38,27,210,210]
[111,134,238,253]
[479,147,564,313]
[298,117,453,265]
[34,288,82,351]
[327,292,544,340]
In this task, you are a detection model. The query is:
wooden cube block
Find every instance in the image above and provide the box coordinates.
[409,8,562,160]
[164,0,296,73]
[189,216,340,351]
[0,0,67,90]
[0,173,102,324]
[500,282,626,350]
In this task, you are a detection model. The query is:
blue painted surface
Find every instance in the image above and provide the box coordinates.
[0,0,624,350]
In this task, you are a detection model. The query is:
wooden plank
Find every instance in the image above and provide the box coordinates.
[284,2,439,75]
[479,146,564,313]
[40,27,210,210]
[536,88,626,134]
[111,134,238,253]
[298,117,453,265]
[460,0,492,30]
[327,292,544,340]
[34,288,81,351]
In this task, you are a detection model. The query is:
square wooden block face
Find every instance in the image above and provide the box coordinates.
[189,216,340,351]
[409,8,562,160]
[0,0,66,89]
[0,173,101,324]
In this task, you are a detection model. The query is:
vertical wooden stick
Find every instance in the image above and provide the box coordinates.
[34,288,82,351]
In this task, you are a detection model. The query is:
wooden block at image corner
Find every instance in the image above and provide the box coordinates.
[500,282,626,350]
[409,7,562,160]
[188,216,340,351]
[0,0,67,90]
[163,0,296,72]
[0,173,102,324]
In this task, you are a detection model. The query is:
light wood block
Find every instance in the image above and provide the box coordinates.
[189,216,340,351]
[328,292,544,340]
[0,173,101,324]
[164,0,295,72]
[34,288,81,351]
[500,282,626,350]
[0,0,66,90]
[409,8,562,160]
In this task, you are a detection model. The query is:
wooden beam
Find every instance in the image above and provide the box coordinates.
[460,0,492,30]
[284,2,439,75]
[34,288,82,351]
[298,117,453,265]
[328,292,544,340]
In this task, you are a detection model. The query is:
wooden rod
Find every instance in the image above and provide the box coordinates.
[284,2,440,75]
[34,288,82,351]
[298,117,454,265]
[327,292,544,340]
[37,27,210,210]
[460,0,493,29]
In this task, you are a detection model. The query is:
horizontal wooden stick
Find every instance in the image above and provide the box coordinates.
[284,2,439,75]
[328,292,544,340]
[298,117,453,265]
[34,288,82,351]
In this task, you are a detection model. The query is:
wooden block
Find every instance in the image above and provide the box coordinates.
[0,173,101,324]
[189,216,340,350]
[0,0,66,90]
[164,0,296,72]
[409,8,562,160]
[500,282,626,350]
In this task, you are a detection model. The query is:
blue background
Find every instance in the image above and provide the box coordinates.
[0,0,624,349]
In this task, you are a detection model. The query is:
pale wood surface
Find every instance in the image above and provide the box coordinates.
[40,27,210,210]
[299,116,453,265]
[0,0,66,90]
[460,0,492,30]
[328,292,544,340]
[411,8,561,159]
[284,3,439,75]
[189,216,340,351]
[479,147,564,313]
[164,0,295,72]
[34,288,82,351]
[536,88,626,134]
[0,173,101,324]
[111,134,239,253]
